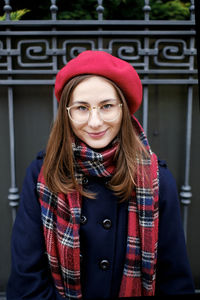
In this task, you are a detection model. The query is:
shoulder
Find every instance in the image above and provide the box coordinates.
[23,151,45,189]
[157,159,180,212]
[158,159,178,193]
[27,151,45,174]
[18,151,46,219]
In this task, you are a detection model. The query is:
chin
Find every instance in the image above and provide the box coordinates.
[86,142,109,150]
[82,137,111,149]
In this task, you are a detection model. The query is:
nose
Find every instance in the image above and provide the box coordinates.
[87,107,103,128]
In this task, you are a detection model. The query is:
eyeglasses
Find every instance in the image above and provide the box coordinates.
[66,102,122,124]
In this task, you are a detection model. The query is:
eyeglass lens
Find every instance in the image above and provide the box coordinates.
[68,103,122,123]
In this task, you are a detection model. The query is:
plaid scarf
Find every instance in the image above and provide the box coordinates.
[37,116,159,298]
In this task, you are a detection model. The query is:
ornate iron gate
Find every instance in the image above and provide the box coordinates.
[0,0,199,295]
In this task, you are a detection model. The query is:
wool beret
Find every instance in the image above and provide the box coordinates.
[55,50,142,115]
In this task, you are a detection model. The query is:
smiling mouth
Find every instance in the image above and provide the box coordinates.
[87,129,108,138]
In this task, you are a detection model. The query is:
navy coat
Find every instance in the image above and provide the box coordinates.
[6,152,195,299]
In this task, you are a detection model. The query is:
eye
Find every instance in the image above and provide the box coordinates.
[76,105,88,112]
[101,103,113,110]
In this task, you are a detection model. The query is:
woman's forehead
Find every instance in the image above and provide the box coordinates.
[70,76,119,104]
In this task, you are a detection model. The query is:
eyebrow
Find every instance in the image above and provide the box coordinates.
[72,99,118,105]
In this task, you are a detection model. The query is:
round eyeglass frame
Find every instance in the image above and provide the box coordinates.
[66,103,123,124]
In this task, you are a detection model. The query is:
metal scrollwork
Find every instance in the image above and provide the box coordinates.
[0,41,7,67]
[154,39,194,67]
[17,40,53,67]
[62,40,95,65]
[69,47,90,59]
[118,45,139,61]
[108,39,145,68]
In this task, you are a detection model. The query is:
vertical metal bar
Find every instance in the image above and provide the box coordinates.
[4,0,20,222]
[96,0,104,51]
[50,0,58,21]
[179,0,195,241]
[8,88,20,222]
[190,0,195,22]
[3,0,12,20]
[96,0,104,21]
[180,86,193,241]
[185,87,193,187]
[142,86,148,134]
[143,0,151,21]
[142,0,150,135]
[50,0,58,120]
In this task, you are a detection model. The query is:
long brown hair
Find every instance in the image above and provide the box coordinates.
[43,75,149,202]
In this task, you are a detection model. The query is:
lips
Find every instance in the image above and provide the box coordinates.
[87,129,108,138]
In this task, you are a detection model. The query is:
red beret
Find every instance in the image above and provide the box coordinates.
[55,50,142,115]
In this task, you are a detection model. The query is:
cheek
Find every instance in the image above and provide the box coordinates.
[69,121,81,136]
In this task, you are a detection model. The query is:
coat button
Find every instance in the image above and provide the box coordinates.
[80,215,87,225]
[99,259,110,270]
[102,218,112,229]
[82,177,88,185]
[80,253,83,263]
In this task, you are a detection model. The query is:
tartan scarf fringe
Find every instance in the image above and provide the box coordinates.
[37,116,159,299]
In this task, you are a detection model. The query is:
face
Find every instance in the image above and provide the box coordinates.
[68,76,123,149]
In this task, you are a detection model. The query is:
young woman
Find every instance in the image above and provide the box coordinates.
[7,51,195,299]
